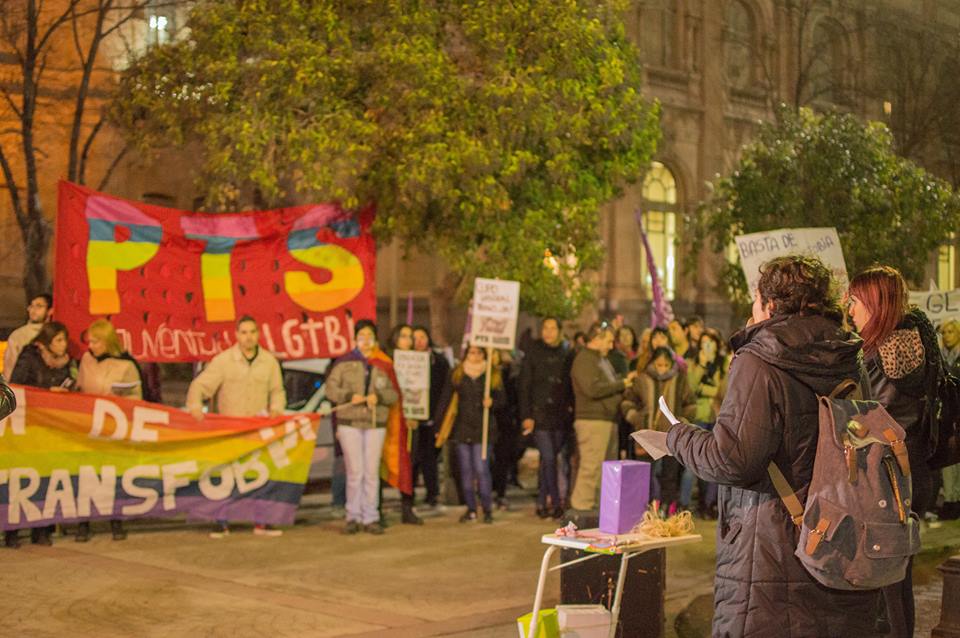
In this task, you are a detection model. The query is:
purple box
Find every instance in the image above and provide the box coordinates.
[599,460,651,534]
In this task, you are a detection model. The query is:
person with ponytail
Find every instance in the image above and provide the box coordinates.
[847,265,938,638]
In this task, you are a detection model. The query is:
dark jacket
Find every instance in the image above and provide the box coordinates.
[667,313,882,638]
[426,350,451,426]
[570,348,623,422]
[10,345,77,390]
[864,309,935,514]
[451,372,507,445]
[518,340,573,430]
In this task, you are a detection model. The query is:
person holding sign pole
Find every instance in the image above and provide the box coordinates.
[325,320,399,535]
[568,322,637,513]
[435,346,506,523]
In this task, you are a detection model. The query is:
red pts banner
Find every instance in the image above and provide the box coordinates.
[55,181,376,362]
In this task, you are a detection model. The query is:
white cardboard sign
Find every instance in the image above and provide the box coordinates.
[909,287,960,326]
[470,278,520,350]
[736,227,848,294]
[393,350,431,420]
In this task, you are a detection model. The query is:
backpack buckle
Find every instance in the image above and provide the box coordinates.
[805,517,831,556]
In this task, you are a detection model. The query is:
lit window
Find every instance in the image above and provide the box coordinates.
[641,162,678,300]
[939,238,956,291]
[147,2,174,46]
[725,1,754,89]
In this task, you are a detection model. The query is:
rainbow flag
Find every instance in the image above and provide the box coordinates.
[0,385,320,530]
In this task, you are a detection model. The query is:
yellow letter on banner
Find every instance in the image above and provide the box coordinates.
[285,206,365,312]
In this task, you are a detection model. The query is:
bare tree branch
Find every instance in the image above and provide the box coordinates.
[97,143,128,191]
[78,113,105,185]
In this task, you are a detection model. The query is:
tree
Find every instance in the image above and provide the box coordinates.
[110,0,661,319]
[688,107,960,306]
[0,0,182,301]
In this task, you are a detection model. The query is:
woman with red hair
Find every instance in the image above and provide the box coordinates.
[847,265,938,638]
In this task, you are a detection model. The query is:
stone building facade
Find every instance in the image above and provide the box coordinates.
[2,1,959,342]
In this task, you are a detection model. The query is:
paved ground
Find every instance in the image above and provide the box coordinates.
[3,481,956,637]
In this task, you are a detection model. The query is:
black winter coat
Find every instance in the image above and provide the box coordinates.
[864,310,935,514]
[10,345,76,390]
[667,313,882,638]
[518,340,573,430]
[426,350,451,426]
[451,373,507,445]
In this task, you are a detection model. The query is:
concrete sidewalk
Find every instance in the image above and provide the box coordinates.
[0,492,715,638]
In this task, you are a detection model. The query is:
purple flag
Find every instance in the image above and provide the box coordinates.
[406,292,414,325]
[635,210,675,329]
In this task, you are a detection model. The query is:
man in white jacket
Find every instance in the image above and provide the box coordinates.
[187,315,287,538]
[3,294,52,376]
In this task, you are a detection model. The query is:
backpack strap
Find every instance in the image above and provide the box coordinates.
[881,427,911,477]
[767,462,804,527]
[828,379,858,399]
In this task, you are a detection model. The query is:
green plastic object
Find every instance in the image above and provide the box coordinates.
[516,608,561,638]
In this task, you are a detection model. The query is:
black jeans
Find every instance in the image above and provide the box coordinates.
[534,428,563,509]
[412,424,440,504]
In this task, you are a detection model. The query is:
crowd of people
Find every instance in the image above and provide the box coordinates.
[3,258,960,637]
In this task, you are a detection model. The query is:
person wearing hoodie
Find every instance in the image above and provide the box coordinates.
[666,256,882,637]
[75,319,143,542]
[621,347,696,512]
[519,317,574,518]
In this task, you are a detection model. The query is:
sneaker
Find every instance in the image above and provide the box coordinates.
[551,508,565,520]
[343,520,362,535]
[110,521,127,541]
[401,508,424,526]
[253,525,283,537]
[364,522,385,535]
[536,507,550,519]
[483,511,494,524]
[31,529,53,546]
[209,524,230,539]
[459,510,477,523]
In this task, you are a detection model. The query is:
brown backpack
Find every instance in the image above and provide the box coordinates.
[768,380,921,591]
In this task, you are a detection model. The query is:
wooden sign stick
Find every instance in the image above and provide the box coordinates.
[481,347,493,460]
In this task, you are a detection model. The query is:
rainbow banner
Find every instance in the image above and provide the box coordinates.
[0,385,320,530]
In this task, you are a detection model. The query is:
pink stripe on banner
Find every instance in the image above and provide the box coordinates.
[291,204,343,231]
[86,195,161,227]
[180,215,260,238]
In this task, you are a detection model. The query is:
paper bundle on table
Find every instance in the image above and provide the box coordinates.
[598,460,651,535]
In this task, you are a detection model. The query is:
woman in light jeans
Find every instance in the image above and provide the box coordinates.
[325,320,399,535]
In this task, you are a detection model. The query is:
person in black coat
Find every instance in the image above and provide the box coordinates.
[667,256,882,637]
[518,317,574,518]
[412,326,450,508]
[435,346,506,523]
[5,321,77,548]
[848,266,937,638]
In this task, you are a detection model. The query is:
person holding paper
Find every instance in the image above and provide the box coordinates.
[568,322,636,513]
[412,326,450,509]
[75,318,144,542]
[665,256,882,637]
[620,347,695,514]
[387,323,424,525]
[324,320,400,535]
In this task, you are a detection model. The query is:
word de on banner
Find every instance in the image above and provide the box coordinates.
[394,350,431,420]
[0,385,321,530]
[735,227,848,293]
[55,181,377,363]
[910,284,960,326]
[470,278,521,350]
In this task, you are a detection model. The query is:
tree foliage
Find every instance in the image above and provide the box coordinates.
[689,107,960,306]
[111,0,661,318]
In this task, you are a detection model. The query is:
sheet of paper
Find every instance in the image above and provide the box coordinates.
[658,395,680,425]
[630,429,671,460]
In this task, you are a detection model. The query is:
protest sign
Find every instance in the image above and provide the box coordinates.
[910,286,960,325]
[394,350,431,420]
[0,385,320,530]
[735,227,848,293]
[470,278,521,350]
